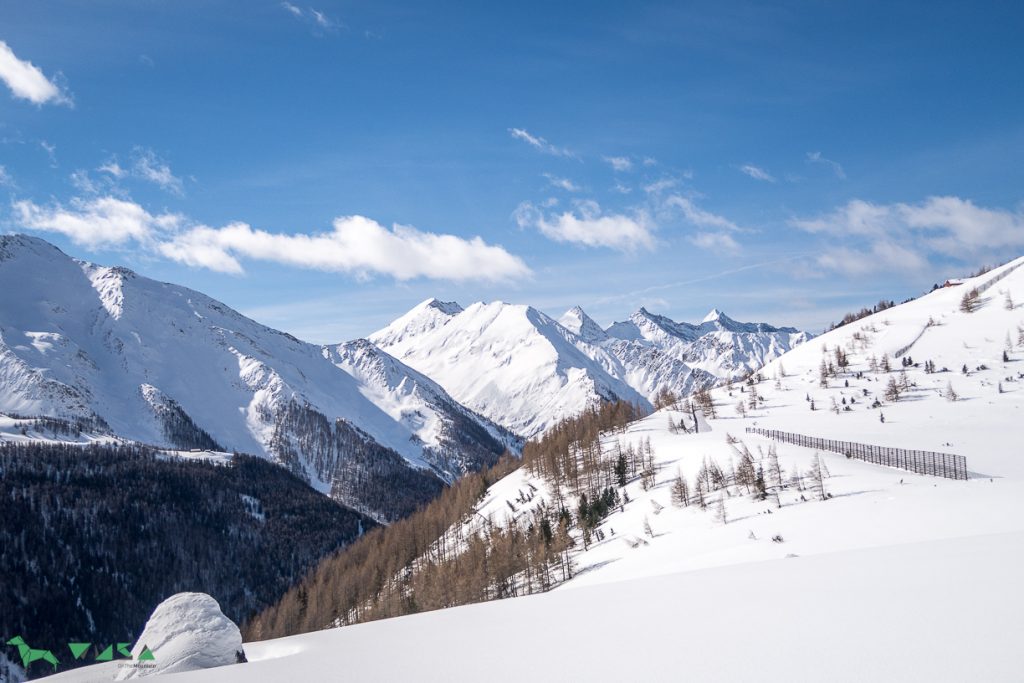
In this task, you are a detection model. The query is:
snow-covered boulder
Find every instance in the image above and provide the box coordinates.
[116,593,245,679]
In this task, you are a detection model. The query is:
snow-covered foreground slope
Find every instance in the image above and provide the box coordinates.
[0,236,511,520]
[371,298,809,437]
[51,532,1024,682]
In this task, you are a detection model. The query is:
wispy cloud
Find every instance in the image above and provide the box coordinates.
[0,41,72,106]
[643,178,677,195]
[515,199,654,251]
[791,196,1024,275]
[689,231,740,254]
[13,194,529,282]
[806,151,846,179]
[131,148,184,195]
[508,128,576,158]
[543,173,581,192]
[98,160,126,178]
[40,140,57,168]
[664,195,743,254]
[0,165,13,187]
[665,195,741,233]
[281,3,342,33]
[739,163,775,182]
[603,156,633,172]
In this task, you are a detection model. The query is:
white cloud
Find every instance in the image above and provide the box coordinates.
[69,169,100,194]
[815,242,929,277]
[98,160,126,178]
[665,195,742,233]
[792,196,1024,275]
[0,41,71,106]
[14,194,529,282]
[604,156,633,172]
[13,197,181,248]
[739,164,775,182]
[643,178,677,195]
[0,165,13,187]
[806,151,846,179]
[161,217,530,281]
[132,148,184,195]
[662,195,743,254]
[508,128,575,158]
[543,174,580,192]
[515,199,654,251]
[310,9,337,29]
[612,182,632,194]
[689,231,740,254]
[281,4,341,33]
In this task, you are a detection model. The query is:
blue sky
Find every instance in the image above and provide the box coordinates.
[1,1,1022,342]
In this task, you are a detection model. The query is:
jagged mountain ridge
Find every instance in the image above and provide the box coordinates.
[370,297,810,438]
[370,300,650,437]
[0,235,514,522]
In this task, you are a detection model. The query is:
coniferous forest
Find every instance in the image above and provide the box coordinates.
[0,442,373,677]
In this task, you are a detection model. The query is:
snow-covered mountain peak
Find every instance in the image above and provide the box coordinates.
[607,306,698,345]
[369,297,464,350]
[559,306,608,344]
[701,308,724,323]
[424,298,464,316]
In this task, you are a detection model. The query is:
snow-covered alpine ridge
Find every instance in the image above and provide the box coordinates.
[0,235,514,520]
[370,297,810,437]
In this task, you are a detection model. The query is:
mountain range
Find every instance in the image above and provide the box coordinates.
[0,234,808,518]
[371,297,810,437]
[0,235,511,521]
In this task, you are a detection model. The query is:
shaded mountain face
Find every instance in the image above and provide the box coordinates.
[371,298,809,439]
[0,235,512,522]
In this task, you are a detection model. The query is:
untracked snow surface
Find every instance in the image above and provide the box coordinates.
[51,533,1024,682]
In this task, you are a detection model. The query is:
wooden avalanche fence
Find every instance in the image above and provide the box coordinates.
[744,427,968,481]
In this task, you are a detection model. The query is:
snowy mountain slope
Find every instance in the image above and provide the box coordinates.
[323,339,522,480]
[371,298,809,438]
[451,256,1024,590]
[0,235,510,520]
[370,300,650,437]
[51,531,1024,683]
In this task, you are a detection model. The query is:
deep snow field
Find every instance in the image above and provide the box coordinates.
[46,256,1024,681]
